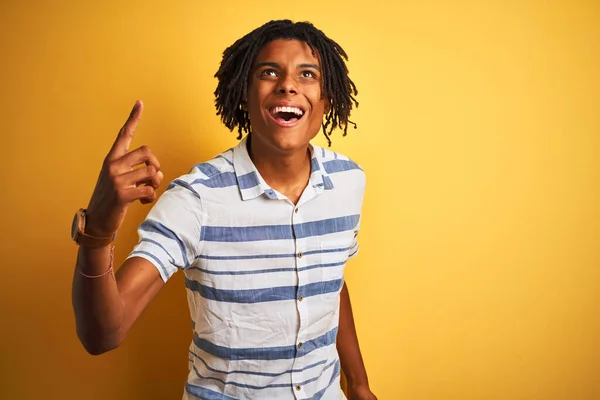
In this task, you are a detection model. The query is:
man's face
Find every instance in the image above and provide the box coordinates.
[246,39,328,155]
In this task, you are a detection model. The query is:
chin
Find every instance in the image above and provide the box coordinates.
[256,127,315,153]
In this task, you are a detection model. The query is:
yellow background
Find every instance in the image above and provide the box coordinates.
[1,1,598,399]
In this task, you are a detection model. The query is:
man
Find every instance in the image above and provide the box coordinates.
[71,20,376,400]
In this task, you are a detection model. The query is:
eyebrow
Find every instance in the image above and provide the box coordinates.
[298,63,320,71]
[254,62,321,71]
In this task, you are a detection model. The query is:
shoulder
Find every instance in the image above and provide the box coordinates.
[165,148,237,198]
[188,148,235,179]
[316,145,364,174]
[314,145,366,188]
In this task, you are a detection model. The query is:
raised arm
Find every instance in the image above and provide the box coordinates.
[71,101,165,355]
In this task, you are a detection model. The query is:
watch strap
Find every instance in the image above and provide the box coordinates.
[74,209,117,248]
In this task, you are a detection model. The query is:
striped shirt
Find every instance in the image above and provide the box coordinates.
[127,134,366,400]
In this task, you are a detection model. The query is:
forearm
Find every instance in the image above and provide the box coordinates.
[337,282,370,389]
[72,245,124,354]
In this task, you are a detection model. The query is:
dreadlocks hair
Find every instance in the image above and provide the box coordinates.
[214,20,358,147]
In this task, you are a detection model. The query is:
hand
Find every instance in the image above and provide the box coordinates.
[85,100,164,237]
[347,384,377,400]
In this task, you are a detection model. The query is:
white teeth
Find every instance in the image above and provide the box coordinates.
[271,106,304,116]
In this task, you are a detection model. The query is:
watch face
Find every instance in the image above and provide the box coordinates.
[71,212,79,240]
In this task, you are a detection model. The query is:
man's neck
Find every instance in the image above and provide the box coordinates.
[248,135,312,204]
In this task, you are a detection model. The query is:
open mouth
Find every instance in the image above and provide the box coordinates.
[269,106,305,124]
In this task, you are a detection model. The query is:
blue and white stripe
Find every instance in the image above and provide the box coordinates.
[128,134,365,399]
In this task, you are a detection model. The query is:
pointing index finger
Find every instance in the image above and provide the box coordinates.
[108,100,144,160]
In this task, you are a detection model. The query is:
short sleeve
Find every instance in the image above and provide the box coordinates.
[347,169,365,261]
[347,218,360,260]
[126,183,203,282]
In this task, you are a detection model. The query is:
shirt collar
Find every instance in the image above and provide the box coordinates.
[232,134,334,201]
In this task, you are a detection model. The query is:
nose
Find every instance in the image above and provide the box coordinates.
[276,74,297,95]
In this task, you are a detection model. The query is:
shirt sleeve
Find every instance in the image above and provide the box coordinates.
[347,218,360,260]
[347,168,366,261]
[126,182,203,282]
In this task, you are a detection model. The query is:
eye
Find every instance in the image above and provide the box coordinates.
[301,70,317,79]
[260,69,277,78]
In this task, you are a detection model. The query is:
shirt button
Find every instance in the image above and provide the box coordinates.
[298,295,304,302]
[298,342,303,349]
[294,208,299,213]
[297,252,303,258]
[296,385,301,391]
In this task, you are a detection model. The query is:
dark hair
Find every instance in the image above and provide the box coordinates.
[214,20,358,147]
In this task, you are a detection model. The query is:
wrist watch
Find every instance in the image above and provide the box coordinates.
[71,208,117,248]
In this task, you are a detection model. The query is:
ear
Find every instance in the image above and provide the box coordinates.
[240,101,248,112]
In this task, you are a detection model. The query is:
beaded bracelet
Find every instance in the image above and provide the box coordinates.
[78,246,115,279]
